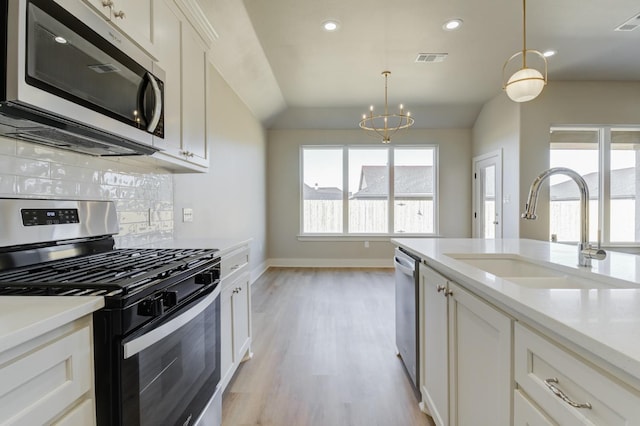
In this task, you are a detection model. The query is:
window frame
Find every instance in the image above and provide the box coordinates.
[299,144,439,239]
[550,125,640,247]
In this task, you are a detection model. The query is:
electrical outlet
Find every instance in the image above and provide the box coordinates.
[182,208,193,223]
[364,241,370,248]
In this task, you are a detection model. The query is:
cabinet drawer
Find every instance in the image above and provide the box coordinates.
[221,247,249,280]
[52,398,95,426]
[0,325,93,425]
[515,323,640,426]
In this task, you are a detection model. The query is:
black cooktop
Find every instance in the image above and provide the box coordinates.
[0,248,219,297]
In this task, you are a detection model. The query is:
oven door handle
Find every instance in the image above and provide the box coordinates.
[123,285,220,359]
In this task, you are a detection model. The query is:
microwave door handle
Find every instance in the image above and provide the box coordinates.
[145,72,162,132]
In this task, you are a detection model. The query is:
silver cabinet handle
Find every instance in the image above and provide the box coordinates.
[544,378,592,409]
[436,285,453,297]
[231,265,240,270]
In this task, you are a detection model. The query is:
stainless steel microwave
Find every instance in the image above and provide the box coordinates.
[0,0,165,156]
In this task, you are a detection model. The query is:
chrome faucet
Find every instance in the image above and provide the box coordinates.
[521,167,606,267]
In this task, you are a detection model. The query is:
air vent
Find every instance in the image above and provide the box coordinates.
[415,53,448,63]
[615,12,640,31]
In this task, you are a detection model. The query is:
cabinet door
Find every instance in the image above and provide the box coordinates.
[180,23,209,166]
[448,281,512,426]
[108,0,153,53]
[81,0,154,56]
[81,0,110,18]
[220,284,235,388]
[0,324,93,425]
[514,390,556,426]
[420,264,449,426]
[232,272,252,362]
[152,0,182,154]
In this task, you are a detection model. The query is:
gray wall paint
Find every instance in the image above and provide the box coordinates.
[519,81,640,240]
[472,93,521,238]
[173,65,268,273]
[267,128,472,264]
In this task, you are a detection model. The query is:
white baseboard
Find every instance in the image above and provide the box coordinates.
[250,261,269,285]
[267,258,394,268]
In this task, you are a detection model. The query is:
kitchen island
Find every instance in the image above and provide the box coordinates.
[393,237,640,425]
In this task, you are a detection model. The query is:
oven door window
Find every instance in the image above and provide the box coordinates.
[25,0,157,131]
[121,294,220,426]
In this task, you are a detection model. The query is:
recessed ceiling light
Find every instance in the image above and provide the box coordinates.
[443,19,463,31]
[542,49,557,58]
[54,36,68,44]
[322,20,340,32]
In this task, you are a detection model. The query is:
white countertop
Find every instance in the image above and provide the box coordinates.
[392,238,640,383]
[129,238,251,257]
[0,296,104,353]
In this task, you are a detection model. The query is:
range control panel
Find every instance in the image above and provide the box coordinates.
[21,208,80,226]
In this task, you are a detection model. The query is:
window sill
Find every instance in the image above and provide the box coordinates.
[297,234,441,242]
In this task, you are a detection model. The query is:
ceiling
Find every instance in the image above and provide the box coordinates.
[200,0,640,128]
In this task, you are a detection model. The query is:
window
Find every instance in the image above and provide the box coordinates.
[550,127,640,245]
[301,146,437,235]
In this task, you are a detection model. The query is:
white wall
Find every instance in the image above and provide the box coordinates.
[519,81,640,240]
[267,128,472,265]
[173,64,268,276]
[472,93,521,238]
[0,137,174,247]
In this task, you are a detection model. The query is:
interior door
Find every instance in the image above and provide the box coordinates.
[473,151,503,239]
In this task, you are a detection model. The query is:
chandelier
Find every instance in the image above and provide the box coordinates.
[502,0,547,102]
[359,71,414,143]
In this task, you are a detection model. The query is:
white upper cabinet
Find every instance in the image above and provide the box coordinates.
[150,0,209,171]
[82,0,155,58]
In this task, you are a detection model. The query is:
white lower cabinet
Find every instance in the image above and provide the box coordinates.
[0,316,96,426]
[448,281,512,426]
[420,264,449,426]
[420,264,513,426]
[514,390,556,426]
[415,254,640,426]
[514,323,640,426]
[219,245,253,391]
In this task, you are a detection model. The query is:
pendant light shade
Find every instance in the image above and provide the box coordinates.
[505,67,545,102]
[502,0,547,102]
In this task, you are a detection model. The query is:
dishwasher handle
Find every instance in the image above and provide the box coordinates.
[394,255,415,277]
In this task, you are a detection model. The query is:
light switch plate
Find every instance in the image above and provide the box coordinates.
[182,208,194,223]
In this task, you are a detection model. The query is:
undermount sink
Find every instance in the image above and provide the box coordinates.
[445,253,618,289]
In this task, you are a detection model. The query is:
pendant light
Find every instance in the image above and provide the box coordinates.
[502,0,547,102]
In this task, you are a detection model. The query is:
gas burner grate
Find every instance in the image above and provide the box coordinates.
[0,248,219,296]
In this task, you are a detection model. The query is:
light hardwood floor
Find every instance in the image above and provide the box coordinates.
[222,267,435,426]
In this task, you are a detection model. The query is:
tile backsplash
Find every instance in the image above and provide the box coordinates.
[0,137,174,247]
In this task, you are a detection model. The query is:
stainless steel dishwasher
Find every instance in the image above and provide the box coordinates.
[394,247,421,399]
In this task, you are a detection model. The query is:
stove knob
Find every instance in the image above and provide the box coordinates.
[163,291,178,308]
[195,271,214,285]
[138,296,165,317]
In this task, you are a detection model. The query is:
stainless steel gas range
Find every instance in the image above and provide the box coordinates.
[0,198,222,426]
